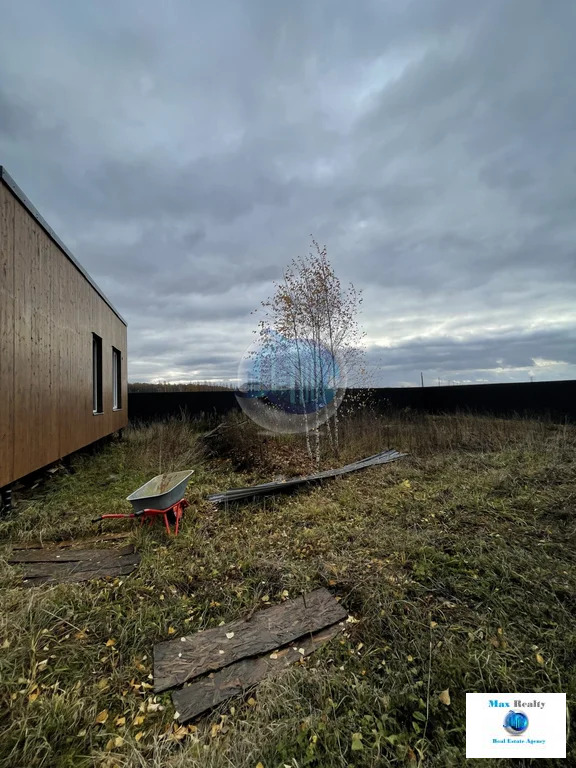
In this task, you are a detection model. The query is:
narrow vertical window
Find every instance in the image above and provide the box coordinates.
[92,333,103,413]
[112,347,122,410]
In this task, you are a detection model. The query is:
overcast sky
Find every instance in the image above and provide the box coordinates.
[1,0,575,387]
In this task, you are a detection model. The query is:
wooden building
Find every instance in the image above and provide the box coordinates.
[0,167,127,501]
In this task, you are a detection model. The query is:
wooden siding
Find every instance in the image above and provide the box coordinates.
[0,180,127,488]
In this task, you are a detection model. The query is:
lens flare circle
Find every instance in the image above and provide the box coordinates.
[235,331,347,434]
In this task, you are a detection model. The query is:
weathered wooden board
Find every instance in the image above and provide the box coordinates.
[8,545,140,586]
[8,544,134,563]
[154,588,347,693]
[172,621,344,723]
[11,532,132,551]
[20,562,139,587]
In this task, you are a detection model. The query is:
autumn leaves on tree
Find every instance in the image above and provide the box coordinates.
[253,236,366,464]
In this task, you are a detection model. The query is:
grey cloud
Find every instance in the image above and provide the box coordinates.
[0,0,574,386]
[367,327,576,375]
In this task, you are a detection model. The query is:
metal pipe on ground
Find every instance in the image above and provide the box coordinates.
[206,449,407,504]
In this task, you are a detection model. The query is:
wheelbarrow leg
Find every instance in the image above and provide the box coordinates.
[174,504,181,536]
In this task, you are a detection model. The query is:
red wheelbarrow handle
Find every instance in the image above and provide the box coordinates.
[92,512,137,523]
[92,499,189,527]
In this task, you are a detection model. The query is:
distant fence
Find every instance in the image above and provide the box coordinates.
[128,380,576,424]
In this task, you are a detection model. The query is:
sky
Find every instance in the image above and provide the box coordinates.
[1,0,575,388]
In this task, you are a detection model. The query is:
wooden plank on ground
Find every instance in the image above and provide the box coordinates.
[8,545,140,586]
[172,621,344,723]
[21,562,139,587]
[8,544,134,563]
[12,532,132,550]
[154,588,347,693]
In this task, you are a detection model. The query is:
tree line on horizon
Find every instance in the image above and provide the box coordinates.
[128,381,236,392]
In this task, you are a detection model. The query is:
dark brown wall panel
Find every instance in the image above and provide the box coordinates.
[1,179,128,486]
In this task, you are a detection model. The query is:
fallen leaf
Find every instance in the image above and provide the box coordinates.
[95,709,109,724]
[256,763,265,768]
[439,689,451,706]
[28,691,39,702]
[269,652,278,660]
[261,595,270,602]
[133,715,145,726]
[2,639,10,648]
[247,697,257,707]
[298,648,305,655]
[351,732,363,751]
[97,679,110,691]
[135,731,144,742]
[226,632,235,639]
[167,626,176,635]
[536,653,545,665]
[115,716,126,726]
[106,639,116,648]
[430,621,438,629]
[37,659,49,671]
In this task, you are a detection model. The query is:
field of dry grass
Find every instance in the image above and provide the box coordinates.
[0,410,574,767]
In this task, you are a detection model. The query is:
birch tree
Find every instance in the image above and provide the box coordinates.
[253,236,365,464]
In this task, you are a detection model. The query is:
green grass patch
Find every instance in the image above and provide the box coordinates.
[0,411,574,767]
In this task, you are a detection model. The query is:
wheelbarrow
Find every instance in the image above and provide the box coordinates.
[93,470,194,536]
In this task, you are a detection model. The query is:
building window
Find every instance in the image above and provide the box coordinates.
[92,334,103,414]
[112,347,122,410]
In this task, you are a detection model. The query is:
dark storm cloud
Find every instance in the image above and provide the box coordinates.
[0,0,574,385]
